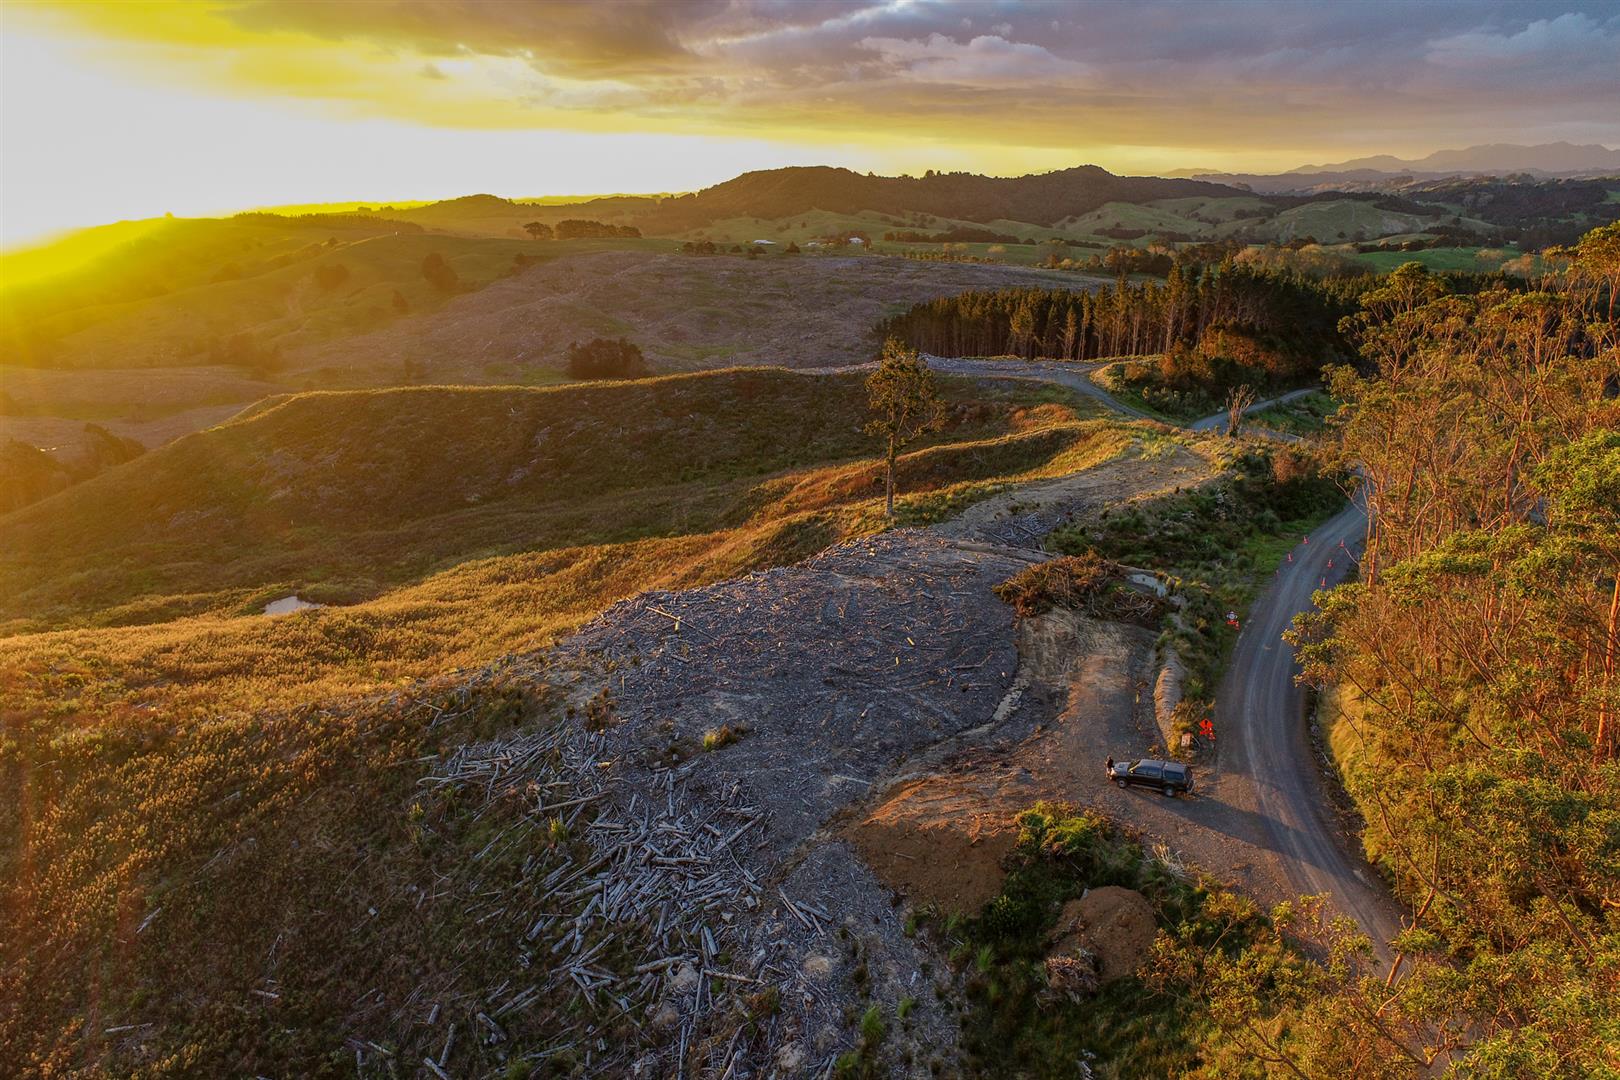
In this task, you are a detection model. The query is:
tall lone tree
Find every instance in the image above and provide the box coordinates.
[865,338,946,519]
[1224,383,1256,436]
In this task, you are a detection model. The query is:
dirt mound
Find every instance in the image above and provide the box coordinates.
[1049,886,1158,983]
[848,782,1019,913]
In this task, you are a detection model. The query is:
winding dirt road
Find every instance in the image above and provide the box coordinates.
[1213,500,1403,958]
[927,355,1406,959]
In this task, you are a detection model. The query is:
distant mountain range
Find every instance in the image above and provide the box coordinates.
[1290,142,1620,175]
[376,161,1613,250]
[1171,142,1620,194]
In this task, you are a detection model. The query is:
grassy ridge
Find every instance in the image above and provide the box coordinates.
[0,365,1137,749]
[0,370,1113,632]
[0,397,1132,730]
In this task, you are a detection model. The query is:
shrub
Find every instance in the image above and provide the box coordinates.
[702,725,738,752]
[313,262,350,290]
[554,219,640,240]
[860,1004,887,1044]
[421,252,459,293]
[565,337,650,380]
[993,553,1112,617]
[209,332,282,377]
[981,893,1043,940]
[993,553,1161,625]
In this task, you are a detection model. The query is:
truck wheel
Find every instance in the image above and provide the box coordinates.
[1161,787,1175,797]
[1115,779,1127,789]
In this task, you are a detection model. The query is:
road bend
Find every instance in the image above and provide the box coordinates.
[924,355,1406,960]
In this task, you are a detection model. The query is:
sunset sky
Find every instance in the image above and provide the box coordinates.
[4,0,1619,248]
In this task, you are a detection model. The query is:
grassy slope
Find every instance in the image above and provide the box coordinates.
[9,226,665,369]
[674,208,1073,245]
[1145,195,1272,222]
[1348,246,1520,273]
[1062,200,1224,238]
[1249,390,1339,435]
[0,370,1139,733]
[0,368,1151,1073]
[1245,199,1435,241]
[0,370,1104,630]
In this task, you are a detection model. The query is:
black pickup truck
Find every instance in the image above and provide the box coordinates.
[1108,758,1194,797]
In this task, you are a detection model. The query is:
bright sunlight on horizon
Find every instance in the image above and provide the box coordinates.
[6,0,1618,249]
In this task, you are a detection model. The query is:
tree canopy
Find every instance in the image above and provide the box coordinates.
[864,338,945,518]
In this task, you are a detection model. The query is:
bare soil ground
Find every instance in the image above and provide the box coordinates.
[287,251,1103,384]
[1050,886,1158,984]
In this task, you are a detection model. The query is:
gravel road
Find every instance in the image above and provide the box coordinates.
[925,356,1158,420]
[1211,502,1404,959]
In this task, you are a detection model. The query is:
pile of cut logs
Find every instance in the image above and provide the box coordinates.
[399,718,808,1076]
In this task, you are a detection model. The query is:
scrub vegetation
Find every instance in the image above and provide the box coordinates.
[1049,445,1347,739]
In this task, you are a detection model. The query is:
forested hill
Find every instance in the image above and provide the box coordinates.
[615,165,1250,231]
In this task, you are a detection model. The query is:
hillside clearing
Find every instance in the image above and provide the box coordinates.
[285,250,1105,384]
[0,359,1219,1074]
